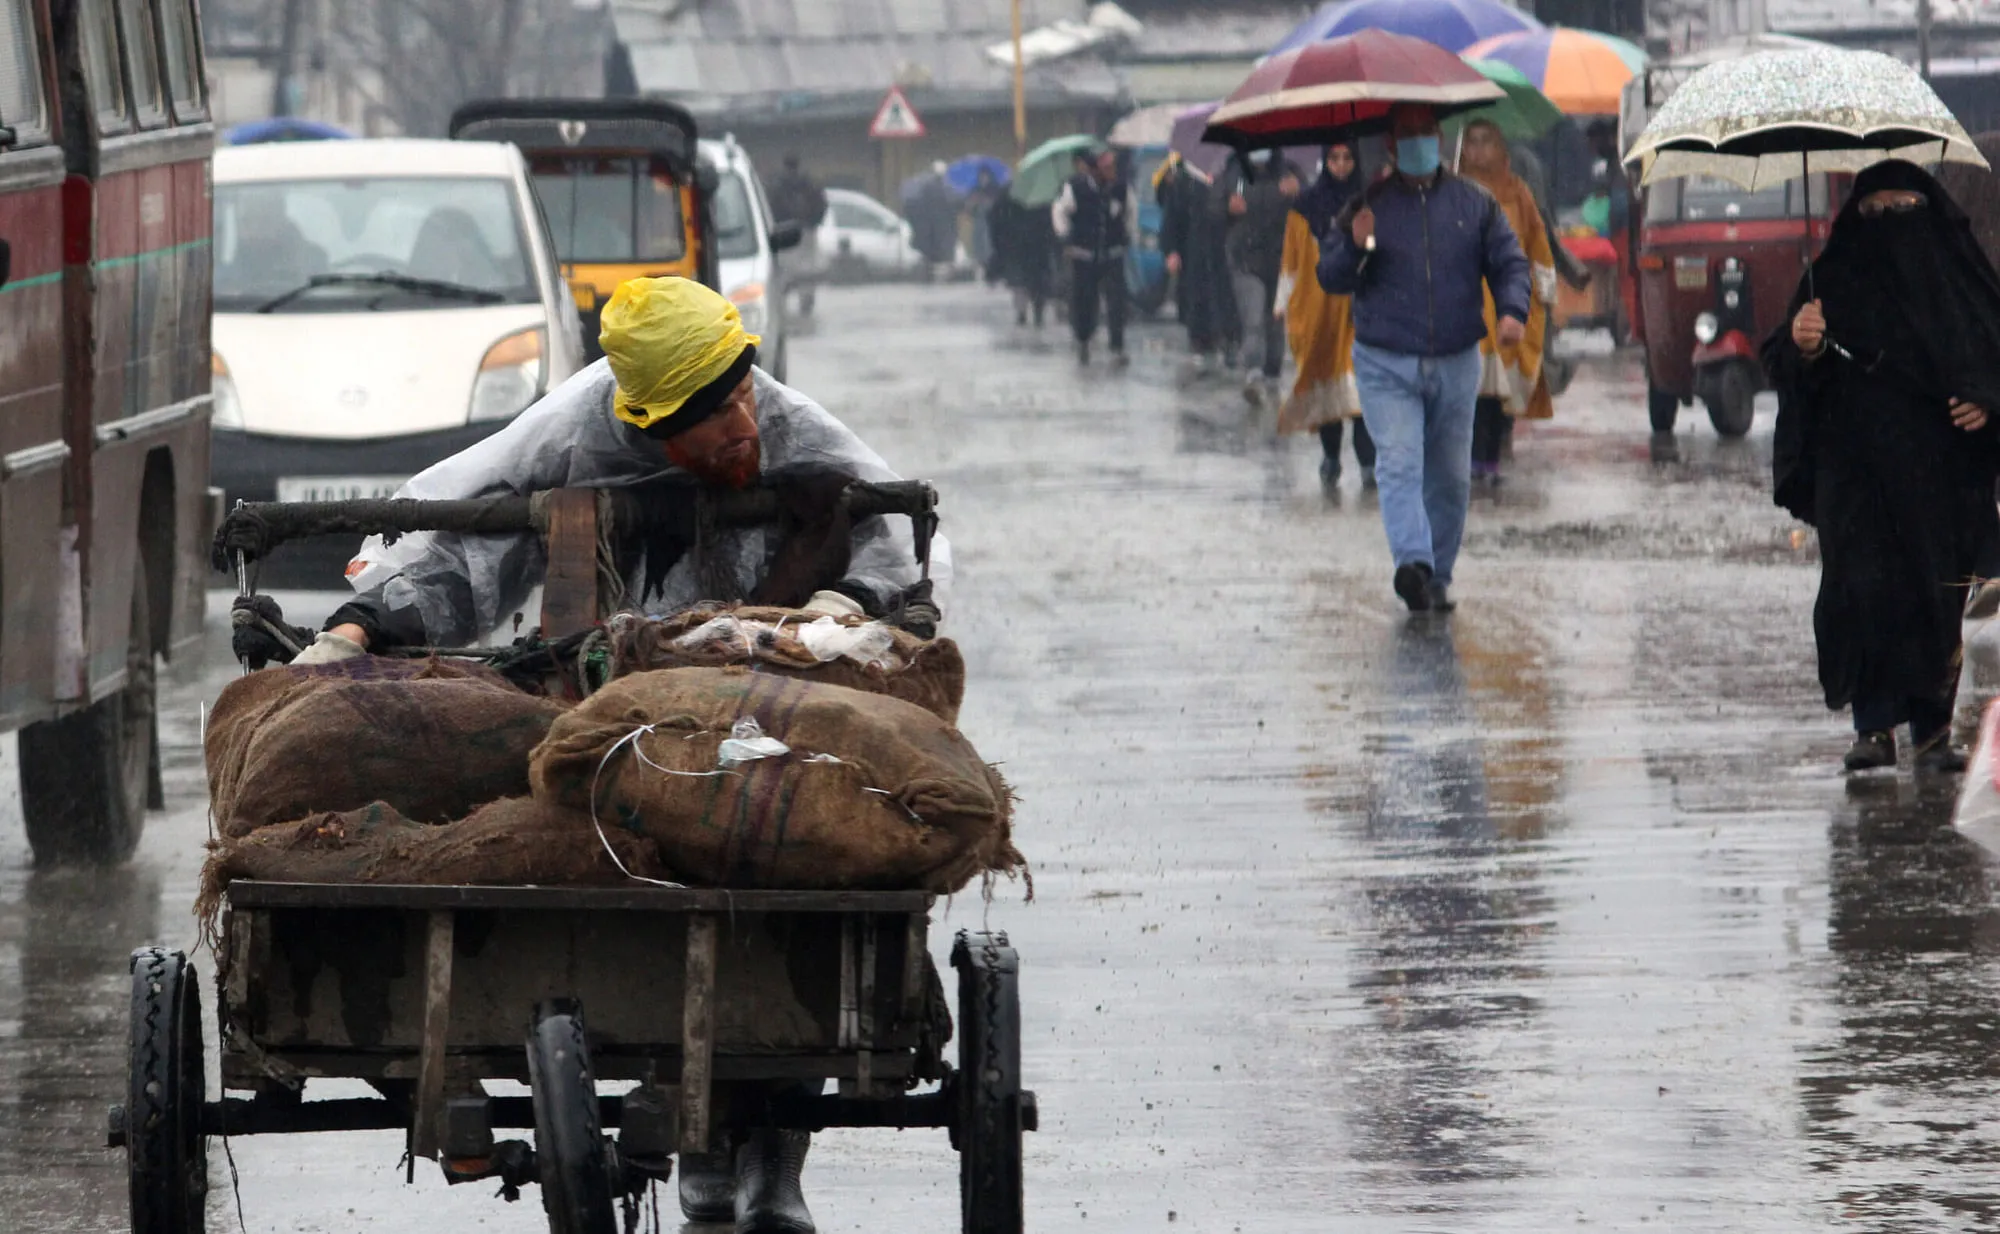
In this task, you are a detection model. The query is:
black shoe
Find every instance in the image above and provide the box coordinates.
[1844,730,1896,772]
[1915,734,1968,774]
[1076,340,1090,364]
[1393,562,1434,613]
[1111,348,1130,368]
[679,1149,735,1223]
[735,1129,814,1234]
[1426,581,1456,613]
[1361,468,1378,491]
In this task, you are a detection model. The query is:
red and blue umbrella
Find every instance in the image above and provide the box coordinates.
[1272,0,1542,57]
[1208,28,1505,149]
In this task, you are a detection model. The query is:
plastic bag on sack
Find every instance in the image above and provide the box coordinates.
[795,615,896,666]
[717,717,790,767]
[1952,698,2000,859]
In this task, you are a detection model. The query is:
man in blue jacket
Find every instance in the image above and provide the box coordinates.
[1319,103,1532,612]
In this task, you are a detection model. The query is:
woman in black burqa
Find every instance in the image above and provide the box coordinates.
[1763,159,2000,772]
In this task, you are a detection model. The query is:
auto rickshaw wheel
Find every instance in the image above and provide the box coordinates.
[126,946,208,1234]
[951,930,1027,1234]
[1705,361,1757,438]
[1647,385,1679,434]
[527,1001,617,1234]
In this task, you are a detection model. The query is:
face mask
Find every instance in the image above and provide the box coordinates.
[1396,134,1442,176]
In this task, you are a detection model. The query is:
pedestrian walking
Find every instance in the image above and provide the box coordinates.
[965,166,1001,272]
[1764,160,2000,773]
[1318,103,1531,613]
[769,153,830,315]
[907,162,960,279]
[1275,139,1372,488]
[987,192,1056,327]
[1458,120,1557,487]
[1221,150,1301,403]
[1051,148,1136,365]
[1156,152,1238,371]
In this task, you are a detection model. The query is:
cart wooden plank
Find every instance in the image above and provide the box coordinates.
[223,882,935,913]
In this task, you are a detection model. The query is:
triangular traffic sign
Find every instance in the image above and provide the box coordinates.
[869,85,927,139]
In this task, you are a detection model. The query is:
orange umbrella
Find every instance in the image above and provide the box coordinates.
[1462,27,1645,115]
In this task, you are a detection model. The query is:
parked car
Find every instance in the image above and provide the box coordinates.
[208,137,585,583]
[819,187,925,278]
[704,136,803,380]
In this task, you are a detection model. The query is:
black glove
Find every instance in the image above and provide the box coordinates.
[892,579,941,640]
[230,594,314,669]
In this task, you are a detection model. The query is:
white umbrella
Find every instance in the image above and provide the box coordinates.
[1623,46,1987,191]
[1107,102,1198,149]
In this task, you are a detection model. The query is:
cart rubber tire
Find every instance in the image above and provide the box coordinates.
[527,1001,617,1234]
[952,930,1025,1234]
[1647,384,1679,434]
[21,568,155,864]
[1706,361,1757,438]
[128,947,207,1234]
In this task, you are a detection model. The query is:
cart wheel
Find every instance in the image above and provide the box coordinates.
[952,931,1025,1234]
[128,946,207,1234]
[526,1001,617,1234]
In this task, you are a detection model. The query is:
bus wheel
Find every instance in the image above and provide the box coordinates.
[20,568,155,864]
[1705,362,1757,438]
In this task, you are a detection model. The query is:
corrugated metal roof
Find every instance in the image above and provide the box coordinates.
[611,0,1122,114]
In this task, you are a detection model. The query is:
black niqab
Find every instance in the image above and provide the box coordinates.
[1293,142,1362,238]
[1804,159,2000,410]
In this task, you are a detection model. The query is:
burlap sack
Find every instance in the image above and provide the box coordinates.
[530,667,1019,893]
[607,606,966,724]
[197,797,667,930]
[206,659,568,839]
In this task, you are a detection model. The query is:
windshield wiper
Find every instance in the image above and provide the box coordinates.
[255,272,507,313]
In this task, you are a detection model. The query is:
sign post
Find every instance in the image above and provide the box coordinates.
[869,86,927,140]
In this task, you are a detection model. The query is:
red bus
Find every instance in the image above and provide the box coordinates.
[0,0,213,862]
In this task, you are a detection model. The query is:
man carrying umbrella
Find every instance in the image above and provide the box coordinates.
[1319,103,1531,612]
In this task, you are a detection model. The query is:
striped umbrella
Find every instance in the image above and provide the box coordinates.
[1462,27,1646,115]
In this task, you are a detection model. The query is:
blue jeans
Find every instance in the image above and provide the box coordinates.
[1352,341,1483,587]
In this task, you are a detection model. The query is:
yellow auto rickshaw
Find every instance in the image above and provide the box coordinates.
[451,99,717,359]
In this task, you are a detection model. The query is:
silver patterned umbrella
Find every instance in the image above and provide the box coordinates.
[1623,46,1986,190]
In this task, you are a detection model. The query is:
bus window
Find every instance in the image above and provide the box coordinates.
[115,0,166,128]
[0,0,49,144]
[79,0,128,134]
[157,0,204,122]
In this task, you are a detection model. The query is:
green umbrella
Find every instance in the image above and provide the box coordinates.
[1011,134,1107,207]
[1446,58,1563,143]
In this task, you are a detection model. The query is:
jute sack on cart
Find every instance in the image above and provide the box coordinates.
[205,658,569,839]
[529,667,1021,893]
[607,606,967,724]
[196,797,668,930]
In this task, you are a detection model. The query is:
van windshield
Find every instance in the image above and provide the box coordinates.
[214,177,540,312]
[529,155,688,264]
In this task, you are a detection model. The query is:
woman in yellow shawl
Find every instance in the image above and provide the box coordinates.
[1459,119,1557,485]
[1276,140,1372,488]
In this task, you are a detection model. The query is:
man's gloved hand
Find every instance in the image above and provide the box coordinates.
[892,579,941,640]
[291,631,367,666]
[230,595,314,669]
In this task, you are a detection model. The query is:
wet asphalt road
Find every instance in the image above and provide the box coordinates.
[4,281,2000,1232]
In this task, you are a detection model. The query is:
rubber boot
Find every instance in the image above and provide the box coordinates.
[735,1129,814,1234]
[678,1149,735,1224]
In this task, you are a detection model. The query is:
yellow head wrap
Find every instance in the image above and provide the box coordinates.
[601,276,763,433]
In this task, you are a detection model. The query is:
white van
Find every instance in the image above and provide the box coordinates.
[703,136,801,381]
[209,138,583,537]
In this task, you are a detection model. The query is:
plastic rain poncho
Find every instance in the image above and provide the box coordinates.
[343,360,952,646]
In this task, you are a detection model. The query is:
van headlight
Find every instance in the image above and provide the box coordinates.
[211,351,245,430]
[469,326,546,423]
[728,282,769,337]
[1694,312,1719,345]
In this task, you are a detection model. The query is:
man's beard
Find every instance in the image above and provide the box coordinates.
[666,437,762,489]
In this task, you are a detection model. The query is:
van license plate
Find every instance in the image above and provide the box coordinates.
[275,475,407,503]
